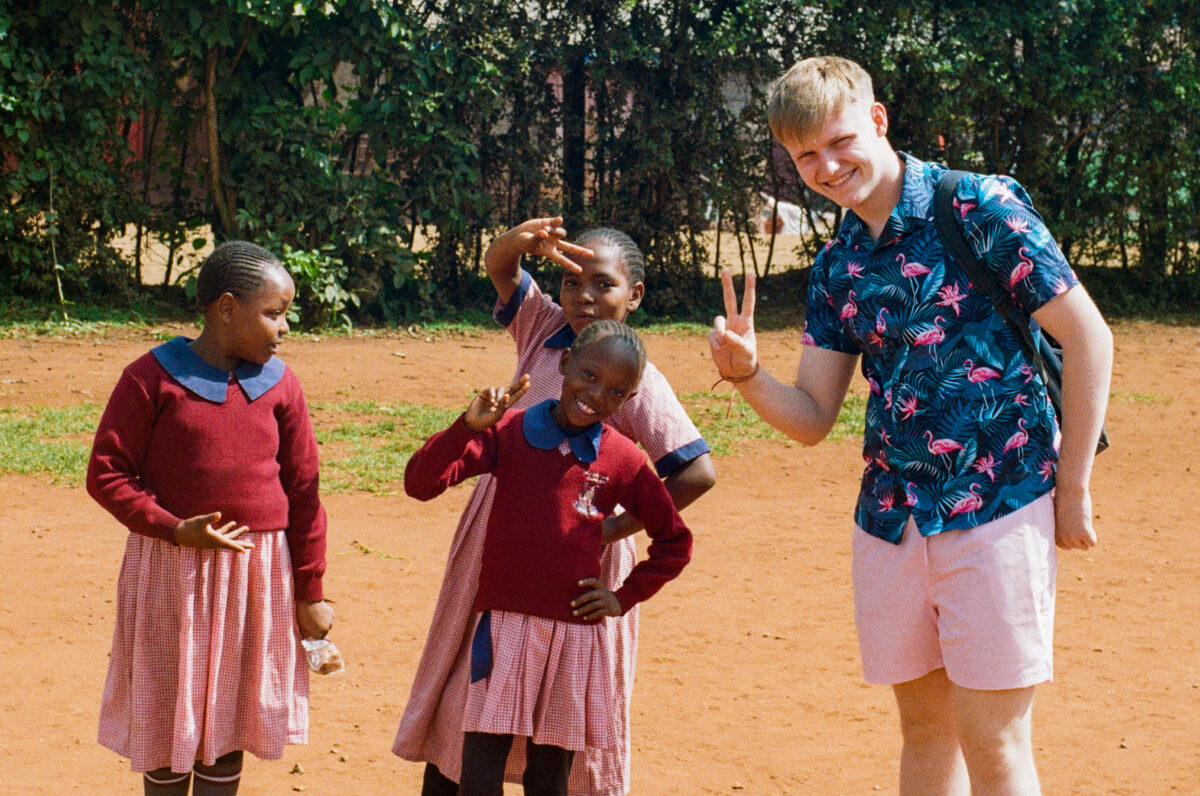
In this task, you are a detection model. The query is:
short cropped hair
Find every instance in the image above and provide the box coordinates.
[767,56,875,143]
[195,241,284,308]
[575,228,646,285]
[570,319,646,383]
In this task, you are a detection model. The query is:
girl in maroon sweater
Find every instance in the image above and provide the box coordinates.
[405,321,693,796]
[87,242,333,796]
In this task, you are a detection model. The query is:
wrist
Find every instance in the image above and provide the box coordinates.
[711,361,759,388]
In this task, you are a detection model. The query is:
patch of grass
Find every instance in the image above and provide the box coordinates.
[311,400,460,492]
[1110,391,1171,405]
[0,295,195,338]
[679,389,866,455]
[0,404,100,484]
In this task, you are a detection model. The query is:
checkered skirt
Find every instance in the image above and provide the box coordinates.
[463,610,618,752]
[98,531,308,773]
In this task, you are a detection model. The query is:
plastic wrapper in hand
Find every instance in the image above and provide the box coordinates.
[301,638,345,675]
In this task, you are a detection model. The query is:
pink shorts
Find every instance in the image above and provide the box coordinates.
[852,494,1056,690]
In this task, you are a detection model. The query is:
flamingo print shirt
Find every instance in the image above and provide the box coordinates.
[804,153,1079,543]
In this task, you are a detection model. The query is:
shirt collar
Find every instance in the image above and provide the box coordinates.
[151,335,285,403]
[836,151,937,249]
[543,324,576,349]
[522,398,602,463]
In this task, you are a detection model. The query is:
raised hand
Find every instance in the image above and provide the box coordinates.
[464,373,532,432]
[174,511,254,552]
[503,217,595,273]
[709,268,759,380]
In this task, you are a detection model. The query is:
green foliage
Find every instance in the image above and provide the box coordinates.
[281,244,359,329]
[0,405,100,484]
[2,1,1198,321]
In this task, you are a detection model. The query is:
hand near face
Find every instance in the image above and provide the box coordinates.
[505,217,595,274]
[464,374,532,432]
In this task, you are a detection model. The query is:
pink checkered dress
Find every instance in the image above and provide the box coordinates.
[463,610,618,752]
[98,531,308,773]
[393,275,706,795]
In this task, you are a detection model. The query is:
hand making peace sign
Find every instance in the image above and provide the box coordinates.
[464,373,532,432]
[709,268,759,381]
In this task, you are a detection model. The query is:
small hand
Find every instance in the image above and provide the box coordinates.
[508,217,595,274]
[174,511,254,552]
[570,578,622,621]
[464,373,531,432]
[296,600,335,639]
[709,268,759,380]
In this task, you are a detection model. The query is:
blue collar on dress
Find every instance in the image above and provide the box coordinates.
[522,398,602,463]
[151,335,285,403]
[543,323,576,349]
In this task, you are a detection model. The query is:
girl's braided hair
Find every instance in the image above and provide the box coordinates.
[570,319,646,381]
[195,241,284,308]
[574,227,645,285]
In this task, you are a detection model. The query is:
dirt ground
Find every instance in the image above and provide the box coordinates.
[1,320,1197,794]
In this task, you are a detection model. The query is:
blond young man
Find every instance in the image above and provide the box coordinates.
[710,56,1112,795]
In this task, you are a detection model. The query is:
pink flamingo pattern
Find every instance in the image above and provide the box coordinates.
[1002,418,1030,454]
[898,253,932,279]
[911,316,947,347]
[1008,246,1034,289]
[947,483,984,518]
[840,290,858,320]
[924,430,964,457]
[799,155,1080,542]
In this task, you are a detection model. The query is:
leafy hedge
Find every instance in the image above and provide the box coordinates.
[2,0,1197,323]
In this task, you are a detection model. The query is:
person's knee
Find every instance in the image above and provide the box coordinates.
[193,750,244,779]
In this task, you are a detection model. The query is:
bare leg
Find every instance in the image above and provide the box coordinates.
[952,683,1041,796]
[893,669,970,796]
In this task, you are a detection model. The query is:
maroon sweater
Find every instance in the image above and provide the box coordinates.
[404,410,692,622]
[86,348,327,601]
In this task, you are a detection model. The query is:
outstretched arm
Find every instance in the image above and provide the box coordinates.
[709,269,858,445]
[404,375,530,500]
[1031,285,1112,550]
[484,217,596,303]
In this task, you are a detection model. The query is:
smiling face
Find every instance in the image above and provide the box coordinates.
[780,101,902,231]
[225,265,295,365]
[558,243,645,335]
[551,336,643,433]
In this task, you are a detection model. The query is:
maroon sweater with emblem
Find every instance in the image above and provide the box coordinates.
[404,412,692,623]
[86,351,327,601]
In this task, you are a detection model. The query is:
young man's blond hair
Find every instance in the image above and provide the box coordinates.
[767,56,875,143]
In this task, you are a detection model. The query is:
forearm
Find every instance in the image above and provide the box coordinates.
[1054,315,1113,492]
[483,232,524,299]
[734,366,841,446]
[603,453,715,542]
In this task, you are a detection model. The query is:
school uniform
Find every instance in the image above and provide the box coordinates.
[405,402,692,752]
[393,272,709,795]
[87,336,327,773]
